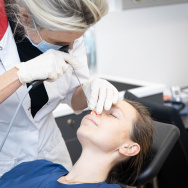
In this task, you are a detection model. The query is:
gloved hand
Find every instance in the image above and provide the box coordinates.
[83,78,119,114]
[16,49,78,85]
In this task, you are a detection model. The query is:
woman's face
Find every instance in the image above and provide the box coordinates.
[77,100,137,152]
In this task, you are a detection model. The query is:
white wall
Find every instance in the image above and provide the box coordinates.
[95,3,188,87]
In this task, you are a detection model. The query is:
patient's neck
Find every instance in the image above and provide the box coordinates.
[65,149,115,184]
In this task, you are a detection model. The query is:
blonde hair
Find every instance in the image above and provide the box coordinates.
[5,0,109,32]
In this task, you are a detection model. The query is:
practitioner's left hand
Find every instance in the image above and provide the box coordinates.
[83,78,119,114]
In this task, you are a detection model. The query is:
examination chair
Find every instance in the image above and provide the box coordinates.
[124,91,188,188]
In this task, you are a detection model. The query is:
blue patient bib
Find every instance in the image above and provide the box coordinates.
[0,160,121,188]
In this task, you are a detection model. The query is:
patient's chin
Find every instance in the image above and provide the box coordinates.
[77,131,117,154]
[76,126,87,145]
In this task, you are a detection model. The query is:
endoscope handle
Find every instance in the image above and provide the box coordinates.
[59,45,69,53]
[30,80,45,89]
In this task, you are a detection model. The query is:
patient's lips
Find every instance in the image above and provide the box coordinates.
[85,114,98,126]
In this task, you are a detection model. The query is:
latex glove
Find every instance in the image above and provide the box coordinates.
[83,78,119,114]
[16,49,78,85]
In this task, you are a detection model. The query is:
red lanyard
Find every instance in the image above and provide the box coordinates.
[0,0,8,41]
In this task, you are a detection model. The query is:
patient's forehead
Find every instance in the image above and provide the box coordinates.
[112,100,137,121]
[113,100,136,112]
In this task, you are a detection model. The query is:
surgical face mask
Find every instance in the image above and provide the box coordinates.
[26,35,62,53]
[26,21,62,53]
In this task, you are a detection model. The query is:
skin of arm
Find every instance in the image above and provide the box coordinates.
[0,66,88,111]
[71,85,88,111]
[0,67,22,104]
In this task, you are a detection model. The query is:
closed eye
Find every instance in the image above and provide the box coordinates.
[110,113,117,118]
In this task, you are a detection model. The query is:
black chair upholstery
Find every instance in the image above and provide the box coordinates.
[124,91,188,155]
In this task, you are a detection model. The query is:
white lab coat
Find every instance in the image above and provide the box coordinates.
[0,21,89,176]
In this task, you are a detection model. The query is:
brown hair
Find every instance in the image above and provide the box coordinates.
[106,99,156,186]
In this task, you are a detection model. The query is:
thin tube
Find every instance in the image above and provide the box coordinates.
[0,85,33,152]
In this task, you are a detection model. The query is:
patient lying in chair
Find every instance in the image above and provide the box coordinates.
[0,99,155,187]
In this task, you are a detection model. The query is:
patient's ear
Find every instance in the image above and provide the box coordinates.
[119,143,140,157]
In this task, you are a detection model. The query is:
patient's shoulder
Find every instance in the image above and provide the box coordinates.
[103,182,121,187]
[1,159,68,179]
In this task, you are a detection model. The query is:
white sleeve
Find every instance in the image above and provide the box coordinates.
[62,36,90,113]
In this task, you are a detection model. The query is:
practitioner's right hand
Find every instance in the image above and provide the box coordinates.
[15,49,78,85]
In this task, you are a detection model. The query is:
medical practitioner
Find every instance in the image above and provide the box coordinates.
[0,0,118,177]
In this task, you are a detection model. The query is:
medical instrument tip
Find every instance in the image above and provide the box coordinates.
[91,110,97,115]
